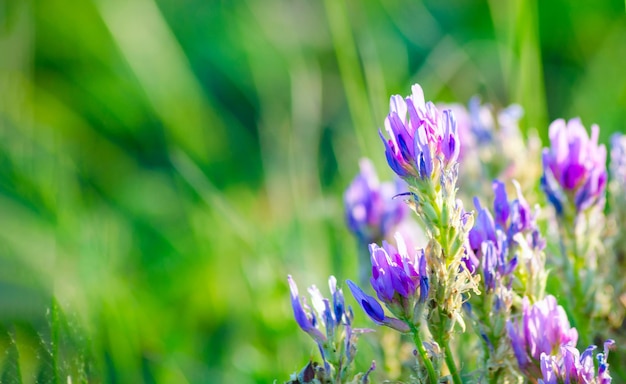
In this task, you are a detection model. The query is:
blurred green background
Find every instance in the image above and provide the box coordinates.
[0,0,625,382]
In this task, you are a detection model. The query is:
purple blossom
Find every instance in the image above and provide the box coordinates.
[481,240,517,293]
[537,339,615,384]
[380,84,460,179]
[468,197,497,252]
[491,179,535,239]
[369,235,425,304]
[598,339,615,384]
[507,295,578,375]
[344,159,407,243]
[492,180,510,226]
[541,118,607,213]
[288,275,350,346]
[346,280,410,332]
[288,275,327,344]
[347,233,428,329]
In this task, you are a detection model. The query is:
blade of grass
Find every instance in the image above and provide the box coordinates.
[94,0,225,162]
[170,150,254,246]
[323,0,376,158]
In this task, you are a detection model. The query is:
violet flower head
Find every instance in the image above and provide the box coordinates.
[507,295,578,375]
[480,240,517,294]
[344,159,407,243]
[369,234,426,305]
[346,280,410,333]
[380,84,460,180]
[467,195,518,296]
[490,179,543,252]
[541,118,607,214]
[288,275,327,344]
[597,339,615,384]
[288,275,349,347]
[468,197,497,252]
[538,339,615,384]
[347,233,428,330]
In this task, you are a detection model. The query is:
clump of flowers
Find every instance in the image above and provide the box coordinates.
[540,118,610,345]
[538,339,615,384]
[344,158,407,245]
[507,295,578,377]
[283,83,621,384]
[443,98,543,203]
[464,178,547,382]
[287,275,374,383]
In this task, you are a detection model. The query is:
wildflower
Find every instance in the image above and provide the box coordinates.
[346,280,410,333]
[538,339,615,384]
[288,274,363,376]
[288,275,327,345]
[347,233,427,329]
[376,84,478,384]
[380,84,459,180]
[507,295,578,377]
[467,194,519,295]
[344,158,407,243]
[468,197,497,252]
[541,118,607,214]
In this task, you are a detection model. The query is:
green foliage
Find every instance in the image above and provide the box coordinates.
[0,0,625,382]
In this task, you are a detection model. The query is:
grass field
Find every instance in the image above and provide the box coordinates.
[0,0,625,382]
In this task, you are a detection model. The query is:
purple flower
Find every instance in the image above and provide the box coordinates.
[288,275,327,344]
[598,339,615,384]
[468,197,497,252]
[541,118,607,213]
[370,237,420,302]
[492,180,510,226]
[491,179,536,237]
[481,240,517,293]
[344,159,407,243]
[380,84,459,179]
[507,295,578,375]
[346,280,410,332]
[289,275,350,346]
[537,339,615,384]
[347,233,428,329]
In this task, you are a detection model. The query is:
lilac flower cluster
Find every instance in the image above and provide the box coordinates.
[507,296,578,376]
[539,339,614,384]
[380,84,459,181]
[344,159,407,244]
[540,118,611,347]
[465,179,548,380]
[288,275,368,381]
[542,118,607,215]
[284,83,620,384]
[445,97,543,204]
[346,233,428,331]
[469,180,546,295]
[508,296,614,383]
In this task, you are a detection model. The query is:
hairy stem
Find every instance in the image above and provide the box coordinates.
[442,338,462,384]
[409,323,437,384]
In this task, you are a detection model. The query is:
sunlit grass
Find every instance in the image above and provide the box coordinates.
[0,0,625,382]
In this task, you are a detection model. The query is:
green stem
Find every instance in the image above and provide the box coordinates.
[560,214,593,347]
[489,368,502,384]
[442,339,462,384]
[409,324,438,384]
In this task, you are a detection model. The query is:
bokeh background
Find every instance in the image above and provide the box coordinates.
[0,0,625,382]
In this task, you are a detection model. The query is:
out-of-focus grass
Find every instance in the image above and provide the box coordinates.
[0,0,625,382]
